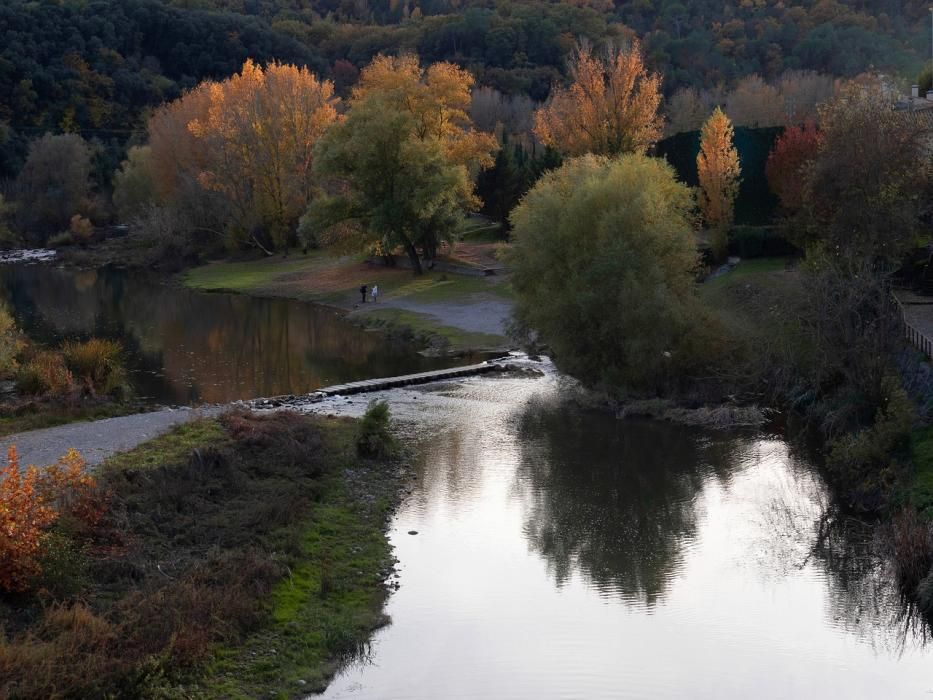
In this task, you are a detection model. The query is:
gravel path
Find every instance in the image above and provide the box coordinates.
[375,296,512,336]
[1,406,224,468]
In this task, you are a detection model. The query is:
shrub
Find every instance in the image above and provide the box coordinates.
[0,303,19,379]
[357,400,395,458]
[68,214,94,245]
[16,350,74,396]
[888,508,933,599]
[221,409,324,473]
[40,448,109,530]
[0,446,103,593]
[826,380,914,512]
[47,231,74,248]
[0,447,57,592]
[61,338,127,397]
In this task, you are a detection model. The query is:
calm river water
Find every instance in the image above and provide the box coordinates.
[313,372,933,699]
[0,263,466,404]
[3,260,931,697]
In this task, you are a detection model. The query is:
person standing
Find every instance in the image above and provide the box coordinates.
[360,284,367,303]
[371,284,379,303]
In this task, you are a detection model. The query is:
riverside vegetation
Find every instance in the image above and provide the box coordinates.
[507,70,933,619]
[0,403,403,698]
[0,304,142,437]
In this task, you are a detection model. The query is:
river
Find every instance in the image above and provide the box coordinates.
[2,260,931,697]
[307,370,933,699]
[0,262,471,404]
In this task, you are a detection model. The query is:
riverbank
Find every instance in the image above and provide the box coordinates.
[180,250,514,353]
[50,234,515,353]
[0,409,405,698]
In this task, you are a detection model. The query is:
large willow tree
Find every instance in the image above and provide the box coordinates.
[507,154,713,393]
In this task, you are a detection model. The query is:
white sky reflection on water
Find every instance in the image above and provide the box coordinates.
[312,367,933,699]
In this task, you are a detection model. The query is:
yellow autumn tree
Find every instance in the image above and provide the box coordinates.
[534,41,663,157]
[308,53,497,262]
[146,60,339,252]
[351,54,497,172]
[697,107,741,258]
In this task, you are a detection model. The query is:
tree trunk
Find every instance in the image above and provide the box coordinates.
[403,239,423,275]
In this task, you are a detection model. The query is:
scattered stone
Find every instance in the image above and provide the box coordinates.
[407,530,418,535]
[297,680,307,686]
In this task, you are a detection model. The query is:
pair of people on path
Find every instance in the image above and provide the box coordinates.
[359,284,379,303]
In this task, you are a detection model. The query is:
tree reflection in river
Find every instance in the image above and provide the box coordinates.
[0,264,466,403]
[514,396,742,606]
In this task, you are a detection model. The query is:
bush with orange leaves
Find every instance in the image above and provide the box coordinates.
[0,446,108,593]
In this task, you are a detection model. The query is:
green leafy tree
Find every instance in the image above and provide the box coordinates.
[799,85,933,260]
[0,195,16,247]
[14,133,92,243]
[506,153,712,393]
[112,145,155,223]
[308,94,477,274]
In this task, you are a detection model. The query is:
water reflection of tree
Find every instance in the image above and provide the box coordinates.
[810,513,932,651]
[759,449,933,650]
[0,265,456,403]
[515,399,739,606]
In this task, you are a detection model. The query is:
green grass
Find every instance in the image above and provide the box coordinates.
[699,256,801,338]
[99,417,228,474]
[194,417,398,697]
[909,427,933,519]
[206,491,392,696]
[460,222,504,243]
[181,254,323,293]
[701,257,793,293]
[388,273,511,303]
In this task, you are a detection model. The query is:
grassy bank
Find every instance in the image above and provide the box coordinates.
[181,250,513,352]
[0,409,403,698]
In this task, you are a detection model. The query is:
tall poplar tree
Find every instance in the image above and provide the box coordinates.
[534,42,663,157]
[697,107,741,258]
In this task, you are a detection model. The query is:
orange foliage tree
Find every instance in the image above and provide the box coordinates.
[351,54,497,173]
[148,60,339,252]
[765,121,822,211]
[697,107,741,245]
[0,446,104,592]
[534,41,663,157]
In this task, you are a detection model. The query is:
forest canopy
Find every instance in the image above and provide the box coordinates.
[0,0,927,159]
